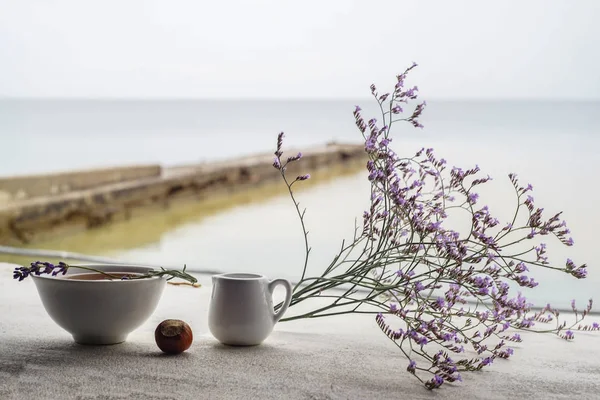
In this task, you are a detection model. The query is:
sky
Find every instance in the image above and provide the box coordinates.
[0,0,599,99]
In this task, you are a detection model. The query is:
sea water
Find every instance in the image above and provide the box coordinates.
[0,99,598,308]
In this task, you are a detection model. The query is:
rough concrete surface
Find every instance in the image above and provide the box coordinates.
[0,165,161,200]
[1,263,599,400]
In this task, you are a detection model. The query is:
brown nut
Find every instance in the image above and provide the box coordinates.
[155,319,193,354]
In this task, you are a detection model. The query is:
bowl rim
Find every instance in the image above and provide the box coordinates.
[31,264,166,283]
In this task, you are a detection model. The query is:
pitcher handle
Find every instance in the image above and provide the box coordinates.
[268,278,293,323]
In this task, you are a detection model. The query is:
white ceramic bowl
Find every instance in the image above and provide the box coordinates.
[32,264,167,345]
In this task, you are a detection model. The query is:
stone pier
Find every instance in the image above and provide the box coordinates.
[0,143,366,245]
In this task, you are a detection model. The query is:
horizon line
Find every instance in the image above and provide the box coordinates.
[0,96,599,102]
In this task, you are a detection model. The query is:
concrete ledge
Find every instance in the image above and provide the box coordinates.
[0,263,599,399]
[0,164,161,201]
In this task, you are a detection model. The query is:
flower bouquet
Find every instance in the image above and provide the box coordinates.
[272,63,598,389]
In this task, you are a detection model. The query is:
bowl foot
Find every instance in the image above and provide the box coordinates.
[73,334,128,345]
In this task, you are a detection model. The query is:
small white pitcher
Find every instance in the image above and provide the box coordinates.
[208,273,293,346]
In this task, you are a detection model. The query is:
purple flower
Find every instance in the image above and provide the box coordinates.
[379,93,390,102]
[13,266,30,281]
[435,297,445,309]
[515,275,539,288]
[296,174,311,181]
[498,348,514,358]
[14,261,196,285]
[51,262,68,276]
[275,132,284,157]
[564,330,574,340]
[272,157,281,170]
[430,375,444,388]
[14,261,70,281]
[573,267,587,279]
[287,152,303,163]
[526,195,534,203]
[515,262,529,273]
[481,357,493,366]
[467,192,479,205]
[365,138,378,153]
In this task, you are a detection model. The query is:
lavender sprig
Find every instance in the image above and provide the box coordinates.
[14,261,199,287]
[273,137,312,282]
[273,64,597,389]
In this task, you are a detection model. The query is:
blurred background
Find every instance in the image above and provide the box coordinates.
[0,0,598,307]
